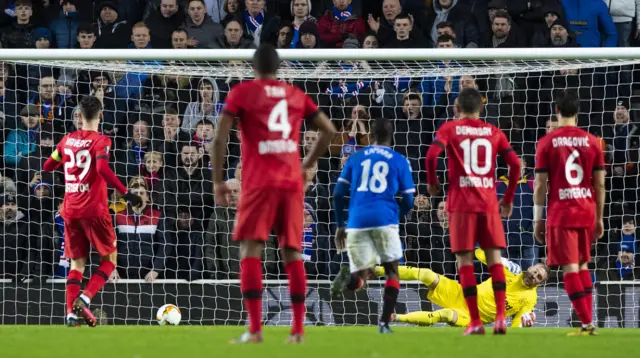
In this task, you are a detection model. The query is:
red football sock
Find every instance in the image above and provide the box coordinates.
[66,270,83,314]
[381,278,400,324]
[83,261,115,300]
[240,257,263,334]
[579,270,594,323]
[285,260,307,335]
[564,272,591,325]
[458,265,481,324]
[488,263,506,318]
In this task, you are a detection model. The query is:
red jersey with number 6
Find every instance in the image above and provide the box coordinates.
[223,79,320,192]
[432,118,513,213]
[57,130,112,219]
[535,126,605,228]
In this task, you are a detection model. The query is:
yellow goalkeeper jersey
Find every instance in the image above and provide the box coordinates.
[474,249,538,327]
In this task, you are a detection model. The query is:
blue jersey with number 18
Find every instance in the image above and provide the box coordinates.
[338,145,415,230]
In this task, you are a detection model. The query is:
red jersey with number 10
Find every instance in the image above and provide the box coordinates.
[57,130,112,219]
[535,126,604,228]
[223,79,320,192]
[432,119,513,213]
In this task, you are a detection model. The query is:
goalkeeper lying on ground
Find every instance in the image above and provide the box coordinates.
[372,249,550,328]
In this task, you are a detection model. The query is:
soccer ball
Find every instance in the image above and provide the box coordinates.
[156,304,182,326]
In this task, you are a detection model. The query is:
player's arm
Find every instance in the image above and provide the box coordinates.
[211,111,235,185]
[533,140,549,243]
[593,142,606,238]
[95,138,141,205]
[333,158,351,229]
[425,127,448,195]
[497,132,522,207]
[302,108,336,170]
[511,301,537,328]
[43,148,63,172]
[398,158,415,217]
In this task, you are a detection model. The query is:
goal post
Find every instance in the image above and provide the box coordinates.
[0,48,638,327]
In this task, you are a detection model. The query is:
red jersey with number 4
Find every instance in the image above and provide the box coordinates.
[535,126,604,228]
[432,119,513,213]
[223,79,320,192]
[57,130,112,219]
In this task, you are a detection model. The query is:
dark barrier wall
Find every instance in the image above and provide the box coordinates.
[1,283,638,327]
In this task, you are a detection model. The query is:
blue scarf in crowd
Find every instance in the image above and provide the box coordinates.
[302,204,316,261]
[325,81,373,99]
[132,141,147,165]
[333,5,352,22]
[244,10,264,35]
[54,211,70,278]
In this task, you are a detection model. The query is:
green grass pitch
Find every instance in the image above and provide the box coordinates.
[1,326,632,358]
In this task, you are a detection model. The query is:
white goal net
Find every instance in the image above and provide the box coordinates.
[0,48,639,328]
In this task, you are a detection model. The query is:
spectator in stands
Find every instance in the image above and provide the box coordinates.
[141,151,166,205]
[88,71,121,136]
[427,199,456,277]
[318,0,366,48]
[113,23,162,100]
[366,0,402,47]
[166,205,205,280]
[171,28,189,48]
[0,190,40,281]
[155,109,191,165]
[184,0,224,48]
[385,13,428,48]
[74,23,96,49]
[302,202,330,279]
[274,21,293,48]
[604,0,640,46]
[530,4,564,47]
[224,0,241,18]
[562,0,617,47]
[206,178,241,279]
[296,20,320,48]
[290,0,315,47]
[362,33,378,48]
[212,17,257,48]
[547,19,578,47]
[1,0,35,48]
[27,172,57,275]
[116,120,151,177]
[4,104,41,166]
[404,193,431,266]
[481,9,526,48]
[497,154,536,270]
[49,0,81,49]
[304,157,331,234]
[146,0,185,49]
[182,77,220,133]
[32,27,51,48]
[114,181,167,281]
[241,0,266,46]
[164,143,214,219]
[94,1,131,49]
[420,35,459,108]
[425,0,478,48]
[606,99,639,203]
[27,75,72,139]
[393,92,432,179]
[0,64,18,131]
[131,21,152,49]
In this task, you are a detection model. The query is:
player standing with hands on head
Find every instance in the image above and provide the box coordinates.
[425,88,522,335]
[211,44,336,344]
[42,96,142,327]
[533,89,605,336]
[330,117,415,334]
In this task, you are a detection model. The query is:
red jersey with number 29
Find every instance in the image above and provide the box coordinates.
[433,119,513,213]
[58,130,112,219]
[535,126,604,228]
[223,79,320,192]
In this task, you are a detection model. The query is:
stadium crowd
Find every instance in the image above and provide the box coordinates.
[0,0,638,286]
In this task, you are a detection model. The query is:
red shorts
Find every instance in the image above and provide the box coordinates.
[448,212,506,253]
[64,215,117,259]
[233,188,304,251]
[546,227,593,266]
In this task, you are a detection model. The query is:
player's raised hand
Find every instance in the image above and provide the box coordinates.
[215,182,231,206]
[499,199,513,218]
[123,191,143,207]
[427,183,440,196]
[594,219,604,240]
[335,227,347,253]
[534,220,545,244]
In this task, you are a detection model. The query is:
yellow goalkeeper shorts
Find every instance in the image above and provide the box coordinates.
[426,275,470,327]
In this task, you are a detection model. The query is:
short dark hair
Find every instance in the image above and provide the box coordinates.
[172,28,187,35]
[394,13,411,23]
[555,89,580,118]
[372,117,393,145]
[15,0,32,7]
[436,21,454,31]
[77,23,95,35]
[164,107,179,116]
[623,215,635,224]
[493,9,511,24]
[196,120,214,128]
[404,93,421,104]
[79,95,103,121]
[437,34,456,45]
[456,88,483,114]
[253,43,280,76]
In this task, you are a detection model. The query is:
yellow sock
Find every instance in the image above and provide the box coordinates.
[396,309,455,326]
[373,266,437,285]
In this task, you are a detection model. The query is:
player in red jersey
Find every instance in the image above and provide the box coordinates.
[425,88,522,335]
[533,90,605,336]
[211,44,336,344]
[42,96,141,327]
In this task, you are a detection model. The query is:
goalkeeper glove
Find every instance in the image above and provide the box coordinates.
[520,312,536,327]
[122,191,143,207]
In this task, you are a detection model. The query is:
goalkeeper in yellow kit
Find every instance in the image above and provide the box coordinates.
[374,249,550,328]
